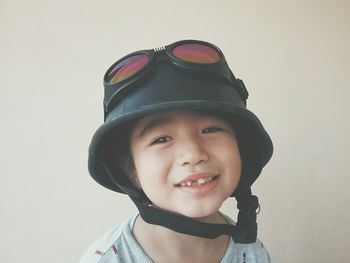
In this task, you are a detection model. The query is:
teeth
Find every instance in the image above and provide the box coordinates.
[197,178,205,185]
[179,176,215,187]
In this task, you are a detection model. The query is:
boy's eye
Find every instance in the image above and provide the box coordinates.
[150,136,172,145]
[202,127,223,133]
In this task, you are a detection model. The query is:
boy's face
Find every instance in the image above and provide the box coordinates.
[129,110,241,219]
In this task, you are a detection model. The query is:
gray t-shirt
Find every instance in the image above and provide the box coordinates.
[79,214,271,262]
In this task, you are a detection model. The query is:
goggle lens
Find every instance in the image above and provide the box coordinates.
[107,54,149,84]
[172,43,220,63]
[106,43,221,85]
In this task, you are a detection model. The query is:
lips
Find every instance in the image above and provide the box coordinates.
[174,173,220,195]
[174,173,219,187]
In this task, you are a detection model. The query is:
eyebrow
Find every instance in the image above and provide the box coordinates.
[136,111,229,138]
[137,115,174,138]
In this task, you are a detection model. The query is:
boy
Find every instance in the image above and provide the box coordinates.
[81,40,273,262]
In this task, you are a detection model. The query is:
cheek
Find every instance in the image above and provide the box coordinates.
[229,148,242,188]
[133,150,171,185]
[228,145,242,174]
[218,139,242,179]
[228,144,241,169]
[212,136,241,161]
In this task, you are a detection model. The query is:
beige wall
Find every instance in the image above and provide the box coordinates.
[1,0,349,262]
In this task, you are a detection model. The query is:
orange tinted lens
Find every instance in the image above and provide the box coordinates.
[107,54,149,84]
[172,43,220,64]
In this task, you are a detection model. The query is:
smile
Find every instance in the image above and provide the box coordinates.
[175,174,220,195]
[175,175,218,187]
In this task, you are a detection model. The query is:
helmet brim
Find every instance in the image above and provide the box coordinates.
[88,100,273,196]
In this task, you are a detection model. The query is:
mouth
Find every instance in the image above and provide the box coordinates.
[174,175,219,188]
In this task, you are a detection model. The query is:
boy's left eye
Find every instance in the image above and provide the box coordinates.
[202,127,223,133]
[150,136,172,145]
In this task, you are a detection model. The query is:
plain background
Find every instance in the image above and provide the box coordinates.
[1,0,349,262]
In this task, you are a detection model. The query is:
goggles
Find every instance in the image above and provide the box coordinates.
[103,39,248,116]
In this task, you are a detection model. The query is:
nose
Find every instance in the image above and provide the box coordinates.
[177,137,209,166]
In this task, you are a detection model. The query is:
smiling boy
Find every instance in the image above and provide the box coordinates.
[130,110,241,262]
[130,111,241,219]
[81,40,273,262]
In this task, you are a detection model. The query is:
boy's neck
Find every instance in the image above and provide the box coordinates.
[132,212,230,263]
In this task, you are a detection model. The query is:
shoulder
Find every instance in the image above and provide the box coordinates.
[220,213,271,263]
[78,214,138,263]
[222,237,271,263]
[235,239,271,262]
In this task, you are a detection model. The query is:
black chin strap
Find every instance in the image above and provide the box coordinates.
[130,188,259,244]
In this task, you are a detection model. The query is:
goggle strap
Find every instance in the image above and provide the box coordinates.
[131,197,236,239]
[130,189,258,243]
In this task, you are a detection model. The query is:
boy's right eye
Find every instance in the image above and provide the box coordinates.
[202,126,224,133]
[150,136,172,145]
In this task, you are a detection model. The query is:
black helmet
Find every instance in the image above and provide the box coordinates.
[88,39,273,243]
